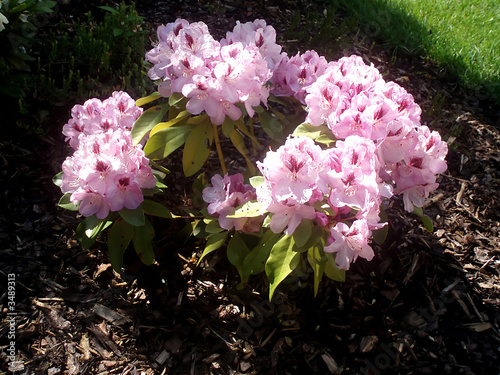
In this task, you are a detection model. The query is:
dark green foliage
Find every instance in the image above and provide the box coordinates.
[5,2,149,132]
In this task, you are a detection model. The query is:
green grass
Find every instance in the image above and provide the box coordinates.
[340,0,500,104]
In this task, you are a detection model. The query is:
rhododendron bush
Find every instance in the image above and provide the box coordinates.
[55,18,448,299]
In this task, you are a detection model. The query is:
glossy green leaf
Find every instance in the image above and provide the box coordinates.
[293,123,336,146]
[132,218,155,265]
[292,219,312,249]
[413,206,434,232]
[226,200,264,218]
[143,123,196,160]
[53,171,63,187]
[324,254,346,282]
[242,230,280,278]
[131,104,169,145]
[141,199,172,219]
[265,235,300,300]
[230,130,256,175]
[118,206,145,226]
[135,92,162,107]
[249,176,264,188]
[258,110,283,141]
[221,117,235,138]
[197,231,229,265]
[182,119,213,176]
[168,92,185,106]
[58,193,79,211]
[150,110,190,137]
[227,232,251,284]
[205,218,224,234]
[307,245,327,297]
[107,218,134,272]
[76,215,113,250]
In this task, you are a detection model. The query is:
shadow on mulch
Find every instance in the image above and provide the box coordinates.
[1,0,500,374]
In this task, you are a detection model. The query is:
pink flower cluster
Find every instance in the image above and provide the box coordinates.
[271,54,448,212]
[145,19,284,124]
[255,135,389,270]
[62,91,143,149]
[270,50,331,103]
[60,93,156,219]
[202,173,262,232]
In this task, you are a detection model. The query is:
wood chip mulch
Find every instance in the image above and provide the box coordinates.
[1,1,499,374]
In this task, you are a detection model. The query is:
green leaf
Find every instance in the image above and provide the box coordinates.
[113,28,124,37]
[221,117,234,138]
[143,123,196,160]
[52,171,63,187]
[168,92,185,106]
[10,2,30,13]
[131,104,169,146]
[31,1,57,13]
[197,231,229,265]
[249,176,264,188]
[324,254,346,282]
[242,230,280,278]
[413,206,434,232]
[58,193,79,211]
[150,110,190,137]
[292,219,312,249]
[75,215,112,250]
[265,235,301,300]
[258,110,283,141]
[226,200,264,218]
[298,225,324,252]
[227,232,251,285]
[135,92,162,107]
[97,5,119,13]
[119,206,145,226]
[182,119,213,176]
[229,130,256,175]
[107,218,134,272]
[132,218,155,265]
[293,123,336,146]
[191,171,208,209]
[141,199,172,219]
[307,245,327,297]
[205,218,224,234]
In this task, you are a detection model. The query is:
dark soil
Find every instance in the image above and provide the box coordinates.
[1,1,500,374]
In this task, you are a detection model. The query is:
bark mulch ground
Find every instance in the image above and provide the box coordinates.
[1,1,500,374]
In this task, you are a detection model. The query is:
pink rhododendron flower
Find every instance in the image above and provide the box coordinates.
[146,19,274,124]
[257,135,324,205]
[389,126,448,211]
[324,220,374,270]
[271,50,330,103]
[202,173,262,232]
[267,200,316,235]
[62,92,143,149]
[61,104,156,219]
[221,19,285,71]
[256,135,326,234]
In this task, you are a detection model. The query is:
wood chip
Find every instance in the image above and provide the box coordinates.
[65,342,80,375]
[464,322,492,332]
[321,352,342,374]
[88,325,122,357]
[94,304,130,325]
[360,335,378,353]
